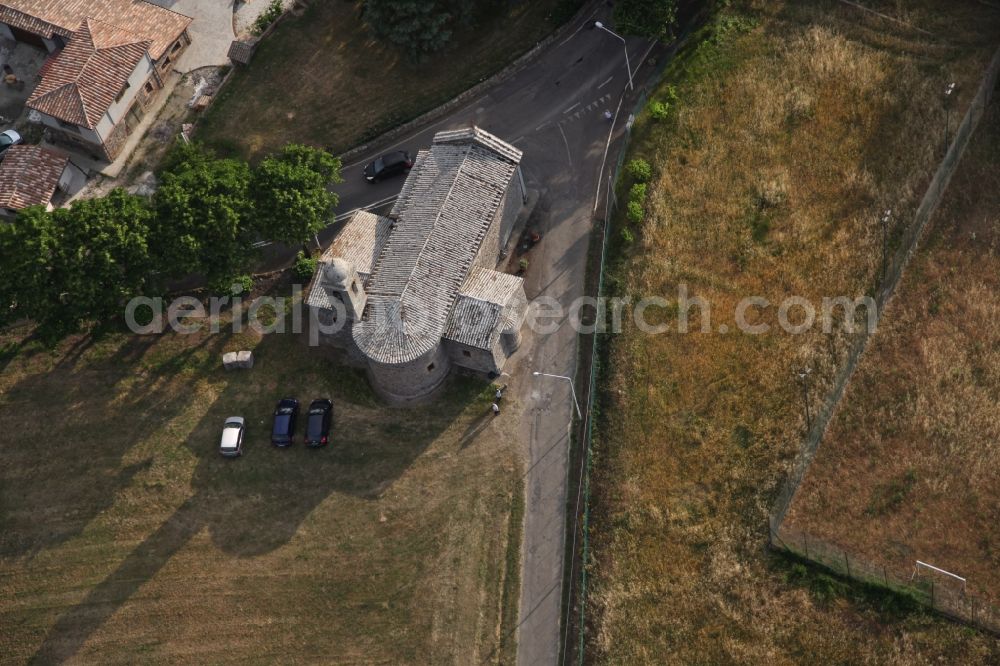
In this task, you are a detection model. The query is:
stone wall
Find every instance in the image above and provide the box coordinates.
[447,339,502,376]
[365,343,453,403]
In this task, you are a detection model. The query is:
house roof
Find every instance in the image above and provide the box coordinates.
[444,268,525,350]
[306,210,394,310]
[27,19,150,129]
[0,145,69,210]
[0,0,191,61]
[351,127,523,365]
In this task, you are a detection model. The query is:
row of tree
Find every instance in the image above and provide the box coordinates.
[0,142,341,340]
[361,0,678,57]
[362,0,503,57]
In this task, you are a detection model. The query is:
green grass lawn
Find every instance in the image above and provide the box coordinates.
[198,0,580,160]
[0,278,523,663]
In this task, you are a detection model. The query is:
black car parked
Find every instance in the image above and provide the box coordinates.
[271,398,299,447]
[364,150,413,182]
[304,399,333,448]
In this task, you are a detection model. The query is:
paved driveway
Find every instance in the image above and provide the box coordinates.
[147,0,235,72]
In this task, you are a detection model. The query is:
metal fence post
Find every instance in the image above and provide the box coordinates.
[844,552,850,578]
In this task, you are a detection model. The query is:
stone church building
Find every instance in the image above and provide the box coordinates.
[306,127,529,402]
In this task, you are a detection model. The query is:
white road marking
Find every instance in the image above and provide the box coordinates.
[593,40,660,214]
[563,102,580,114]
[557,7,599,47]
[557,123,572,165]
[597,76,614,90]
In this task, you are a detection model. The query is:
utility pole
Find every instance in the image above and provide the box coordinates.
[797,367,812,432]
[943,82,956,156]
[879,208,891,285]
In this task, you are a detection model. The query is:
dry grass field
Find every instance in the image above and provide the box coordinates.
[0,279,523,663]
[784,102,1000,601]
[587,0,1000,662]
[197,0,578,160]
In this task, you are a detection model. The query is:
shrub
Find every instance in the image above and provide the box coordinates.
[225,274,254,296]
[627,158,653,183]
[293,251,318,282]
[648,87,678,122]
[648,100,670,121]
[663,84,679,106]
[629,182,648,203]
[621,227,635,243]
[253,0,284,36]
[627,200,645,225]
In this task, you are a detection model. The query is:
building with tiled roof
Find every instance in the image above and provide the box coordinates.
[0,0,191,60]
[28,19,150,129]
[0,145,85,215]
[307,127,528,402]
[5,0,192,162]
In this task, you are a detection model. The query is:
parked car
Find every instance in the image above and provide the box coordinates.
[271,398,299,447]
[0,129,22,160]
[304,399,333,448]
[219,416,245,458]
[364,150,412,182]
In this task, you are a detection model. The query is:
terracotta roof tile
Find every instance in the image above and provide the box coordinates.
[0,145,68,210]
[27,19,150,129]
[0,0,191,60]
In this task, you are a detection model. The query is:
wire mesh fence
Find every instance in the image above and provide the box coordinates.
[773,524,1000,634]
[769,44,1000,631]
[568,52,672,666]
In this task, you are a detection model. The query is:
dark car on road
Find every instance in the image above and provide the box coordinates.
[304,399,333,448]
[364,150,412,183]
[271,398,299,447]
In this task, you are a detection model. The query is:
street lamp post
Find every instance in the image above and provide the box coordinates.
[594,21,634,91]
[533,371,583,419]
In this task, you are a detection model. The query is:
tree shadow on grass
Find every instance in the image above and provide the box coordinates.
[0,330,227,559]
[25,325,483,663]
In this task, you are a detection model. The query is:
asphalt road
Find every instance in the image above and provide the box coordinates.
[274,7,658,663]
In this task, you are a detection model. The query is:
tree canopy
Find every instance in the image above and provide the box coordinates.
[0,140,342,341]
[612,0,678,40]
[0,190,154,339]
[252,143,342,245]
[361,0,501,57]
[152,142,254,291]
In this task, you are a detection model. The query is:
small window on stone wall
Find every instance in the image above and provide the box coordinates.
[427,363,436,372]
[462,350,471,358]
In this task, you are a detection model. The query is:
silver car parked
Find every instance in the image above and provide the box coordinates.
[219,416,245,457]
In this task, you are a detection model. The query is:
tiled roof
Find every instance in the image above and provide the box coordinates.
[27,19,149,129]
[0,5,63,40]
[351,127,522,364]
[0,0,191,60]
[307,210,394,310]
[445,268,525,350]
[0,145,68,210]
